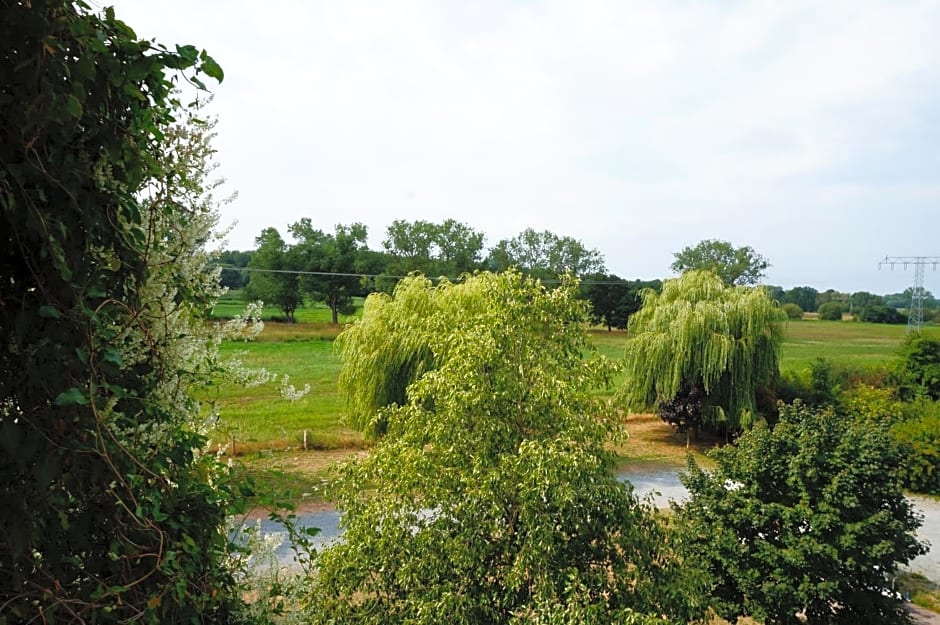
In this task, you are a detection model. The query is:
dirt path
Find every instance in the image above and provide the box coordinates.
[910,603,940,624]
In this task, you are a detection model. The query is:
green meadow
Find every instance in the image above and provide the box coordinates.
[207,297,940,514]
[212,289,362,325]
[208,296,940,455]
[780,318,939,372]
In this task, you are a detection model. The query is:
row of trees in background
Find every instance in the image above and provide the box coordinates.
[235,219,648,325]
[226,233,931,326]
[769,284,936,323]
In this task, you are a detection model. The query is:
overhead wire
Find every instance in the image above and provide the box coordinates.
[210,265,640,286]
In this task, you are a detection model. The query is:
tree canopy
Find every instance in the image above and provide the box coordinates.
[244,226,303,322]
[894,333,940,401]
[487,228,606,280]
[782,285,819,312]
[621,270,785,435]
[245,220,378,323]
[321,272,696,623]
[218,249,252,289]
[671,239,769,286]
[581,275,661,331]
[382,218,485,278]
[677,402,925,624]
[290,218,371,324]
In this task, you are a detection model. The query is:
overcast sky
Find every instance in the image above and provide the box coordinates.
[107,0,940,293]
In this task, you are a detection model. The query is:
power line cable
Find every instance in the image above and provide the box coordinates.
[211,265,638,286]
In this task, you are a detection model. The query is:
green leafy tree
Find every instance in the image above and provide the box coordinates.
[815,288,848,309]
[783,285,819,312]
[382,218,486,279]
[676,402,926,624]
[0,3,246,622]
[218,249,252,289]
[886,288,939,311]
[781,302,804,319]
[291,218,371,324]
[765,284,786,302]
[817,301,844,321]
[244,227,303,322]
[487,228,606,280]
[858,305,906,324]
[850,291,884,311]
[884,292,909,310]
[890,401,940,494]
[323,272,699,623]
[621,271,785,435]
[582,275,661,331]
[670,239,769,286]
[894,333,940,401]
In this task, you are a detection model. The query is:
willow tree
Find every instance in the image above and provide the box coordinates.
[621,270,785,436]
[319,272,700,623]
[335,274,438,436]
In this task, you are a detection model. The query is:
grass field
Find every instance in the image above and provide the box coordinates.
[208,295,939,507]
[209,300,938,457]
[778,318,939,372]
[208,337,362,452]
[211,290,362,325]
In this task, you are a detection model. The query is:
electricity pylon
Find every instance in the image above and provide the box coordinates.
[879,256,940,333]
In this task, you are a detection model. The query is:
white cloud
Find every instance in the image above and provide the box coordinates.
[107,0,940,292]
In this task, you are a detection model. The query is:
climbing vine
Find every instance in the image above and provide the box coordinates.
[0,2,243,623]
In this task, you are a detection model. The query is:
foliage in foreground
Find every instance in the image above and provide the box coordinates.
[314,273,700,624]
[0,2,252,622]
[676,402,925,625]
[621,270,785,436]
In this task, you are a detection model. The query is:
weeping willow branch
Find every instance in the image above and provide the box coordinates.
[620,270,785,434]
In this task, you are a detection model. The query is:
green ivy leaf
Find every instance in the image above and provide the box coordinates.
[199,53,224,82]
[175,44,199,64]
[64,94,82,118]
[55,388,88,406]
[102,347,123,367]
[38,305,61,319]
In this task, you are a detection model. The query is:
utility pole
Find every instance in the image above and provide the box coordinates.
[878,256,940,333]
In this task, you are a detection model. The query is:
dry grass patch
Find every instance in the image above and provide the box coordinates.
[901,572,940,614]
[616,412,716,467]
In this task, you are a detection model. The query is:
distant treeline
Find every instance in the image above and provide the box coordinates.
[216,219,935,326]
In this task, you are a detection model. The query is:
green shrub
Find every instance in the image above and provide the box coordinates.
[841,384,940,495]
[776,358,840,408]
[858,305,906,324]
[842,384,905,423]
[894,333,940,401]
[892,400,940,494]
[817,301,844,320]
[781,302,803,319]
[677,402,926,623]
